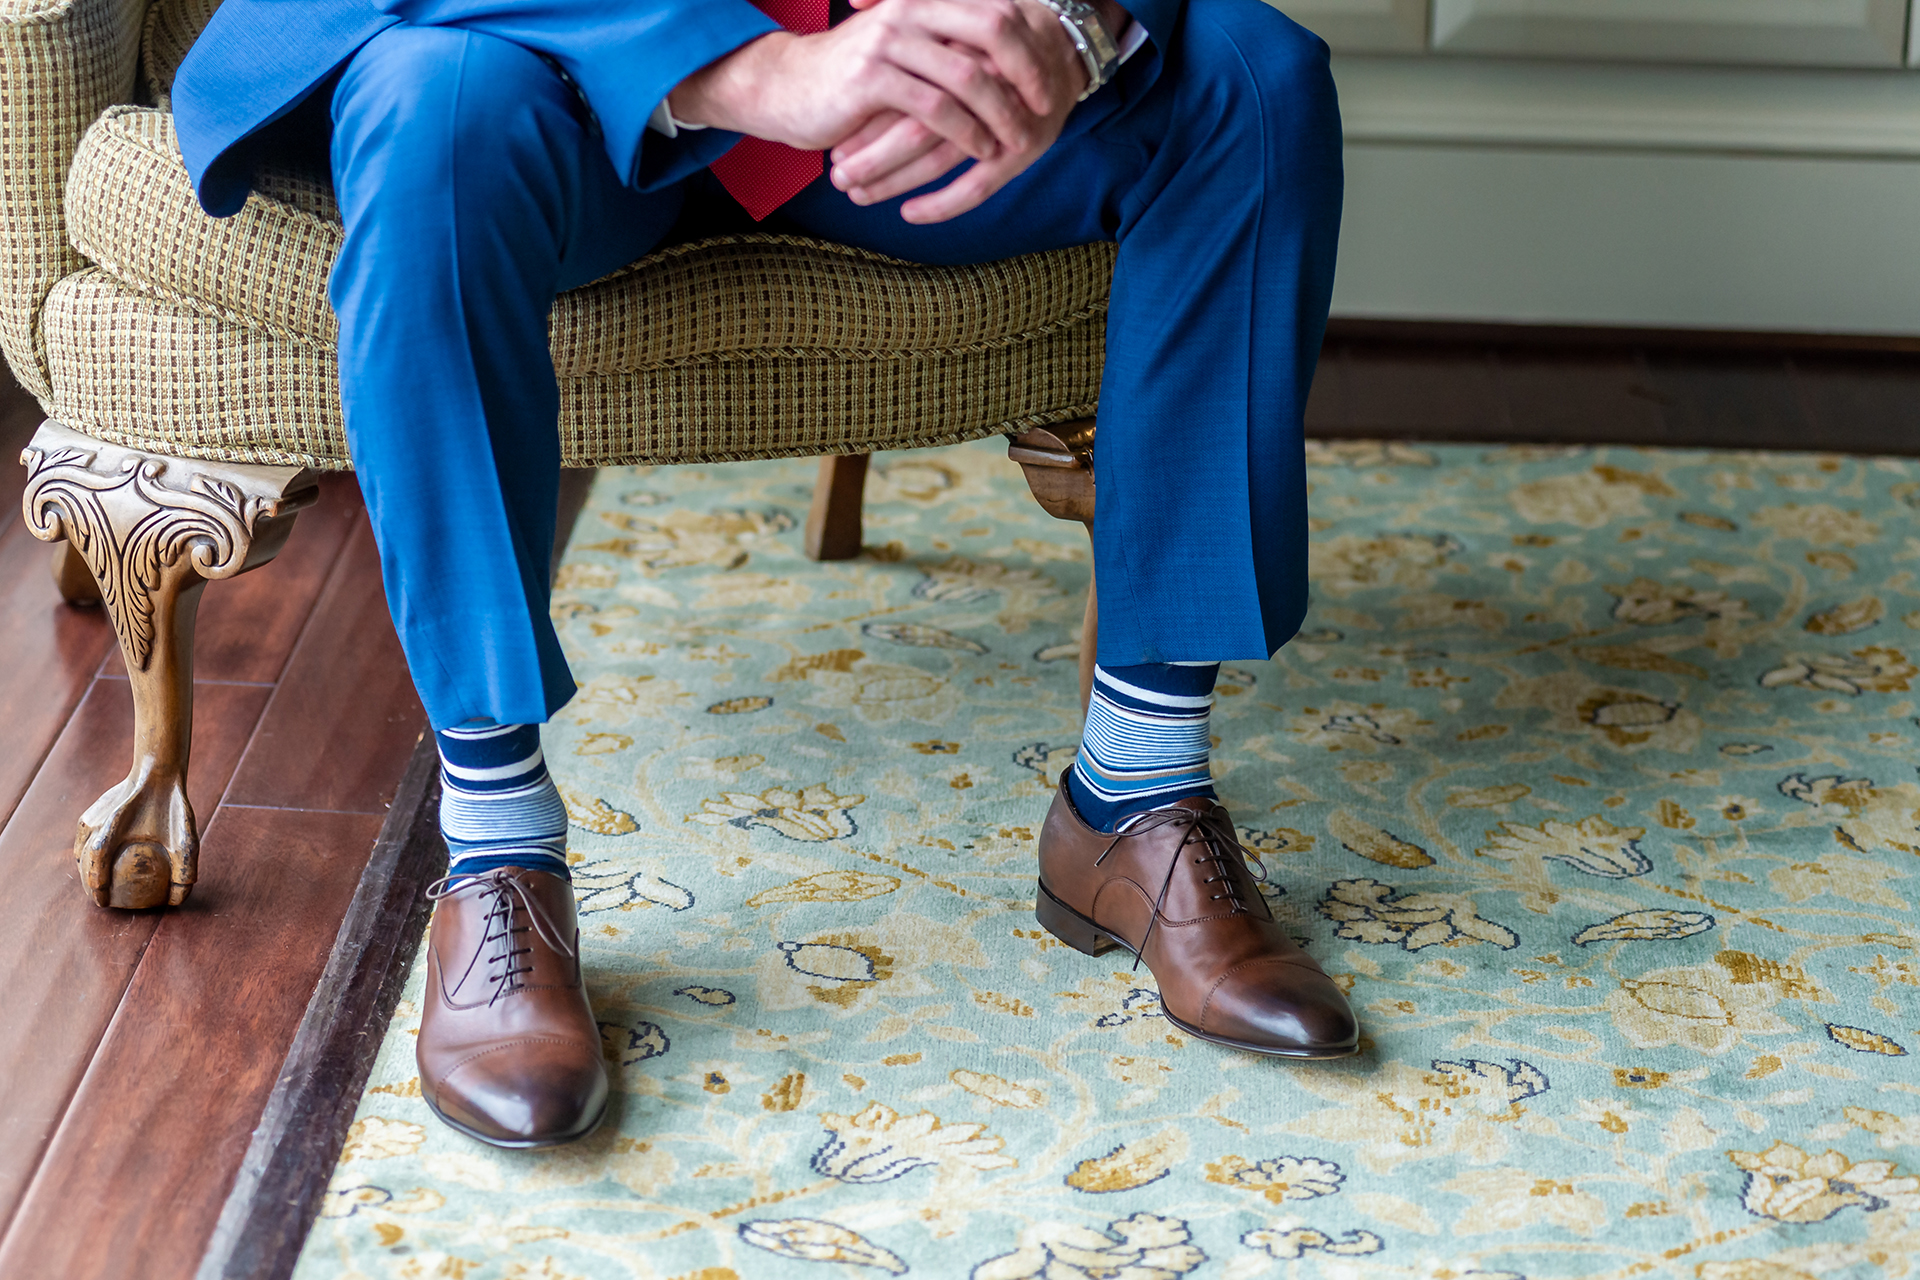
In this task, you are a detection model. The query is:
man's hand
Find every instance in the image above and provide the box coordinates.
[825,0,1090,223]
[670,0,1128,224]
[670,0,1061,177]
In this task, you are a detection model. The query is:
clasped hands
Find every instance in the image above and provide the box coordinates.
[669,0,1126,223]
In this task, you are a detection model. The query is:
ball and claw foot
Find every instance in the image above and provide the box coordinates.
[76,766,197,909]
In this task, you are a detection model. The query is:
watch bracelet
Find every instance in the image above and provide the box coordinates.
[1034,0,1111,100]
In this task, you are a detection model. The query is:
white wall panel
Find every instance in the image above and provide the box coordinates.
[1431,0,1908,68]
[1332,142,1920,333]
[1336,55,1920,156]
[1270,0,1428,53]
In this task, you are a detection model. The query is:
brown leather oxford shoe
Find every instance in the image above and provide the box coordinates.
[417,867,610,1147]
[1036,785,1359,1059]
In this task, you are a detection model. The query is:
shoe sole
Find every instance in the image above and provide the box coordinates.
[424,1092,609,1150]
[1034,879,1360,1061]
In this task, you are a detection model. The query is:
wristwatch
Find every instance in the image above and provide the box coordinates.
[1032,0,1122,101]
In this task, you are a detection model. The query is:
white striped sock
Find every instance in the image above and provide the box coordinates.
[434,723,570,875]
[1071,663,1218,824]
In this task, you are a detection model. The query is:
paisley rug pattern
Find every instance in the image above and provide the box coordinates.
[295,437,1920,1280]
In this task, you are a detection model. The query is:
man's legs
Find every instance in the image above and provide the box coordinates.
[329,25,683,731]
[325,25,686,1145]
[784,0,1342,820]
[784,1,1356,1056]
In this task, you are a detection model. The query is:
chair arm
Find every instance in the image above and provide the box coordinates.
[0,0,146,401]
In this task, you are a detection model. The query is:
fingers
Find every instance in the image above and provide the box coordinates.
[846,137,968,204]
[878,29,1037,155]
[899,160,1003,223]
[860,62,1002,160]
[829,110,905,163]
[832,114,946,190]
[897,142,1035,222]
[800,0,1076,210]
[899,0,1060,115]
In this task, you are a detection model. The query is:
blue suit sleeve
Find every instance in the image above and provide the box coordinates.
[368,0,781,188]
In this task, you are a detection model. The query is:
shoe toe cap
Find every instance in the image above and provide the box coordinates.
[434,1040,610,1144]
[1202,959,1359,1056]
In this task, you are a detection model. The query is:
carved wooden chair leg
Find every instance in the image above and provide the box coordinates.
[804,454,870,561]
[19,423,319,908]
[1007,419,1098,713]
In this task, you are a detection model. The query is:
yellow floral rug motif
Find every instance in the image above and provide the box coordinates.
[296,439,1920,1280]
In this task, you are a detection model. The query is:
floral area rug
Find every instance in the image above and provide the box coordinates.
[296,437,1920,1280]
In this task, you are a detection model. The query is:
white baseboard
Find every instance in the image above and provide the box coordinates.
[1334,55,1920,157]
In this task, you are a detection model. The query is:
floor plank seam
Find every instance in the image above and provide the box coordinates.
[90,676,282,689]
[209,518,374,820]
[217,803,401,817]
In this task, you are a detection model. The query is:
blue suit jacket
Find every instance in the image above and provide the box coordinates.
[174,0,1180,218]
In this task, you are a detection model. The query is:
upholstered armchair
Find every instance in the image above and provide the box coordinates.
[2,0,1107,911]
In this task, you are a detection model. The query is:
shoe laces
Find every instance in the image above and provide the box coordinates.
[426,869,574,1006]
[1093,804,1268,971]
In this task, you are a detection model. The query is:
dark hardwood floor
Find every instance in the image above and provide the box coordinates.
[0,327,1913,1279]
[0,386,426,1280]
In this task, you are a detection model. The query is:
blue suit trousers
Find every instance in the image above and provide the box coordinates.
[317,4,1341,729]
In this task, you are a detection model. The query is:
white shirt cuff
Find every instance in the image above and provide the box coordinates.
[647,98,709,138]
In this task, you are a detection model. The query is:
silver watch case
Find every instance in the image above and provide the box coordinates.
[1035,0,1121,101]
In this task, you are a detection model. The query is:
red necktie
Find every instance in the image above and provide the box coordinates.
[710,0,831,220]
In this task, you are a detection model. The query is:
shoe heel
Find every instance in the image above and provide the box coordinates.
[1035,881,1118,956]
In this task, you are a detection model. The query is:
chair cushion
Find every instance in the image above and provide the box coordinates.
[53,106,1112,469]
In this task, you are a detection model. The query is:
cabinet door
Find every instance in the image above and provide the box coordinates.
[1431,0,1908,68]
[1271,0,1428,53]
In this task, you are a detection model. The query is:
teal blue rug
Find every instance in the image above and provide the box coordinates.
[296,437,1919,1280]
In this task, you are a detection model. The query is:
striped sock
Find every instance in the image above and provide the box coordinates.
[1066,661,1220,832]
[435,723,572,881]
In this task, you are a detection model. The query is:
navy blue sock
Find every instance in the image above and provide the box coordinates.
[435,723,571,881]
[1066,661,1220,833]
